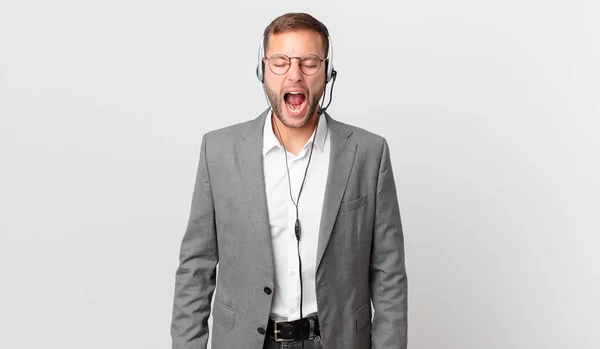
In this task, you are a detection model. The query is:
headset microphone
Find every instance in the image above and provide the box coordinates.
[317,69,337,116]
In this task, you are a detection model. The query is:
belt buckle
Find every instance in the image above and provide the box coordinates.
[273,320,294,342]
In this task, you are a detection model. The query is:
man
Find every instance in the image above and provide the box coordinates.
[171,13,407,349]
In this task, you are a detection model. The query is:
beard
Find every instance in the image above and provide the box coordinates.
[264,83,324,129]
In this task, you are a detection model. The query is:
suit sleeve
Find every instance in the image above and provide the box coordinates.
[370,137,408,349]
[171,133,218,349]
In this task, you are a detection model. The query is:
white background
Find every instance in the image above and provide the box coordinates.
[1,1,598,348]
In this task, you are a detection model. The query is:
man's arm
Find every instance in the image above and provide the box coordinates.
[370,138,408,349]
[171,134,218,349]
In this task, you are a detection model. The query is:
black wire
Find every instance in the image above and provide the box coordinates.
[277,117,319,212]
[271,72,332,348]
[273,112,320,349]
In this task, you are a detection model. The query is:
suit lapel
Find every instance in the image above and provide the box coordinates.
[236,109,273,274]
[316,113,356,271]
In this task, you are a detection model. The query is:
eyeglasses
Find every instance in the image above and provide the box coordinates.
[264,54,326,76]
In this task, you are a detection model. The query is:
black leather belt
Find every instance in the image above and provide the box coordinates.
[266,316,320,342]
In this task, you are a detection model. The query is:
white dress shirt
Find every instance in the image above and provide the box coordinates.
[262,111,330,321]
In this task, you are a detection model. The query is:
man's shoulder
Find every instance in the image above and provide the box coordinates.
[200,111,266,150]
[329,116,387,151]
[204,119,255,140]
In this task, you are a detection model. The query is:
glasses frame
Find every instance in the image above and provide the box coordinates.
[263,53,327,76]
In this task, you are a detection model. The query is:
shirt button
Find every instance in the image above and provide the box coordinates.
[290,270,295,276]
[290,308,296,313]
[264,287,272,295]
[257,327,266,335]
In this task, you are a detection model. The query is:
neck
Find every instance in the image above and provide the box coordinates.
[271,112,319,156]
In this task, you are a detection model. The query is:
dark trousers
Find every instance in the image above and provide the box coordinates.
[262,335,324,349]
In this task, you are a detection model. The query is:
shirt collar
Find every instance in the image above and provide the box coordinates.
[262,109,329,156]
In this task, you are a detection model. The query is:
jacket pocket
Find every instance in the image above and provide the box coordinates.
[213,301,236,329]
[339,194,367,212]
[355,301,372,331]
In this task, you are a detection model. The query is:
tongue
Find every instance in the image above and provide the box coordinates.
[285,93,305,105]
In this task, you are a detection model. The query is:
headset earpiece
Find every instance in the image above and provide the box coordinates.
[256,61,265,83]
[325,36,334,82]
[256,43,265,83]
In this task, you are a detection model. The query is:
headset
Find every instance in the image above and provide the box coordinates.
[256,36,335,84]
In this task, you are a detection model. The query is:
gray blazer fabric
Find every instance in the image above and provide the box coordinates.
[171,109,407,349]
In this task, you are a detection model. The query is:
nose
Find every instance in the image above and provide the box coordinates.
[287,58,303,83]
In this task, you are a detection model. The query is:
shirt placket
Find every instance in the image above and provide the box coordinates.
[285,150,297,320]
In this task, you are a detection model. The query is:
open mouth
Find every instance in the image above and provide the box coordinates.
[284,91,307,116]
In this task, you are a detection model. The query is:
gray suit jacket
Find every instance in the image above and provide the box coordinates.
[171,110,407,349]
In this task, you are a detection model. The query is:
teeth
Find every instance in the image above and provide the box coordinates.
[288,92,303,95]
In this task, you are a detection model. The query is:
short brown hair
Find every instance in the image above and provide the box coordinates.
[263,13,330,58]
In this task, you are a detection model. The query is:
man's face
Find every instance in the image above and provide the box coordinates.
[263,29,326,129]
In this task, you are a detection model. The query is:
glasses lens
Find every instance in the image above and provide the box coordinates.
[268,54,290,75]
[300,55,321,75]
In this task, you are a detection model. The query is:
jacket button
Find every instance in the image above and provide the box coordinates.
[257,327,266,335]
[264,287,272,295]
